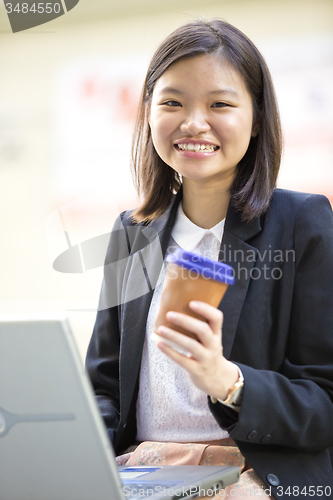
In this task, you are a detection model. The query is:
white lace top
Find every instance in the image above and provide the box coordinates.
[136,203,229,442]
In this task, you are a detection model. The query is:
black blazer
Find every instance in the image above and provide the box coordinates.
[86,188,333,498]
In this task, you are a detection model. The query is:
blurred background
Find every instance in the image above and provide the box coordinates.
[0,0,332,362]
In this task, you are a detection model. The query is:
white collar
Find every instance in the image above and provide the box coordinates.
[171,202,225,252]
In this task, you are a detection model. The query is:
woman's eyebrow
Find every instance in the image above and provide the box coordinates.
[210,88,240,97]
[158,87,184,95]
[158,87,240,97]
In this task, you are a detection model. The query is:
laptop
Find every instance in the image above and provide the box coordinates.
[0,315,240,500]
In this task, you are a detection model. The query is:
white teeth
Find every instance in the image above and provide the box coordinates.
[176,143,218,152]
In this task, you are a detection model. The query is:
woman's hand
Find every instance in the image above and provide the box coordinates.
[155,301,239,400]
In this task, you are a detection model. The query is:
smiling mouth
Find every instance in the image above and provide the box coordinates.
[175,143,219,152]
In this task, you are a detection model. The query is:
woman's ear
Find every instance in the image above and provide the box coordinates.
[251,124,260,137]
[251,111,261,137]
[146,102,151,128]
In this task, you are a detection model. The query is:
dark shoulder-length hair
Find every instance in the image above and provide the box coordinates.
[131,18,282,223]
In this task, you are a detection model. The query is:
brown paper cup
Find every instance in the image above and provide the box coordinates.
[154,262,229,341]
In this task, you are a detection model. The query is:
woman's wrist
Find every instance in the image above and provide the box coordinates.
[210,360,240,401]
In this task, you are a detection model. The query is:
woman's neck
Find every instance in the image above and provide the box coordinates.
[182,181,231,229]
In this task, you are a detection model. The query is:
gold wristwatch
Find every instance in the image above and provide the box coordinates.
[211,367,244,410]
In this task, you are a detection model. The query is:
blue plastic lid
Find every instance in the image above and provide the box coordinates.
[166,248,235,285]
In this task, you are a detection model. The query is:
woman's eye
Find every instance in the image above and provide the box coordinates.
[212,102,229,108]
[164,100,181,107]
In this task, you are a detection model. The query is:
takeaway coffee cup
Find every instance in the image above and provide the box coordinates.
[153,248,234,343]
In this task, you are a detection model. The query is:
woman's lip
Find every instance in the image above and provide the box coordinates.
[173,145,219,157]
[174,139,219,146]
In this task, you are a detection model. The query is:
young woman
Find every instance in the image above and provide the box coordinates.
[86,19,333,498]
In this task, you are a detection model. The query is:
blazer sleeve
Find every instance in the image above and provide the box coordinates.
[85,213,127,444]
[209,194,333,452]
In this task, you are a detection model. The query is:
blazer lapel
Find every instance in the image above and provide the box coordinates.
[219,202,261,359]
[119,190,182,420]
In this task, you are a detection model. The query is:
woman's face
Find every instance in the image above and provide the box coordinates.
[149,53,255,187]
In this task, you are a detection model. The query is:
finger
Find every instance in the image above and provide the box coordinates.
[165,311,213,347]
[155,332,199,369]
[189,301,223,335]
[156,325,204,360]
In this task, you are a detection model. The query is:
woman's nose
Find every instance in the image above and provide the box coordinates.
[179,110,211,135]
